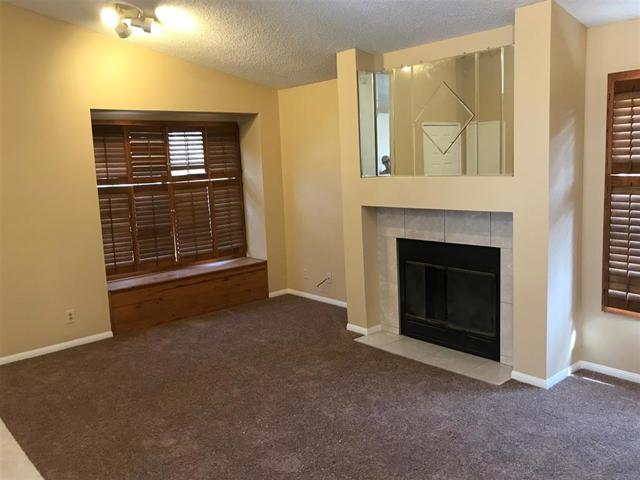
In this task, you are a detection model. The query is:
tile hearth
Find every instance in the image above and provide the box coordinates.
[355,332,513,385]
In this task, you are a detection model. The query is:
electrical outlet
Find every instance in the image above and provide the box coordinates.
[303,268,309,279]
[326,272,332,284]
[65,309,76,325]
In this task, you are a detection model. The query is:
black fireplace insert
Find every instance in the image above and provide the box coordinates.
[398,238,500,361]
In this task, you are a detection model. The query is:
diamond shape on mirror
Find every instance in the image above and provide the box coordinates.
[415,81,475,154]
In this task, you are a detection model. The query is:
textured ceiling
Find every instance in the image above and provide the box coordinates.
[8,1,640,89]
[556,0,640,27]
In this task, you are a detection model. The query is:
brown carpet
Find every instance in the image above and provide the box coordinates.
[1,295,639,480]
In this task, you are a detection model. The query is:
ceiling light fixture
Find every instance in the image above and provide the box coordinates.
[100,2,156,39]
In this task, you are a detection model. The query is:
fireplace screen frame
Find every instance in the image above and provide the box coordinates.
[397,238,501,361]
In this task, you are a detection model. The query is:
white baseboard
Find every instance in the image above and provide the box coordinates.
[511,366,572,389]
[268,288,347,308]
[513,360,640,389]
[547,366,573,388]
[571,360,640,384]
[511,370,550,389]
[346,323,382,336]
[268,289,289,298]
[0,332,113,366]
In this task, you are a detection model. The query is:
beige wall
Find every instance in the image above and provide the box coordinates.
[581,18,640,374]
[511,0,554,379]
[547,2,586,376]
[0,4,287,356]
[278,80,346,301]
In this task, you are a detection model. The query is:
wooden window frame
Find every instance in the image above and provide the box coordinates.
[93,120,247,280]
[602,69,640,318]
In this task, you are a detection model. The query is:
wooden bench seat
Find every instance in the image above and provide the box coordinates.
[107,258,268,334]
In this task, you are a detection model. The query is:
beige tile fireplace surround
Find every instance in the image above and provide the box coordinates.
[373,207,513,366]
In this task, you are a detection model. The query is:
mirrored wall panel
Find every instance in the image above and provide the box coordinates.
[358,45,514,177]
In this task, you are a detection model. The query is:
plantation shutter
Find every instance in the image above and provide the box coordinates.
[174,185,214,261]
[128,127,168,180]
[133,189,175,266]
[210,182,246,256]
[93,120,246,277]
[206,126,242,179]
[205,125,246,256]
[606,189,640,311]
[603,71,640,314]
[610,92,640,174]
[99,191,135,274]
[168,129,206,177]
[93,125,128,183]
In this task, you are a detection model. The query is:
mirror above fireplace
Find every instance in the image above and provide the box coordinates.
[358,45,514,178]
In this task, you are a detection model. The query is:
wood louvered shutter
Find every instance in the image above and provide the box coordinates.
[93,125,134,274]
[92,120,246,278]
[92,125,128,183]
[128,127,168,180]
[206,126,242,179]
[206,125,246,256]
[211,182,246,256]
[99,191,135,274]
[603,70,640,315]
[133,188,175,266]
[174,185,214,261]
[610,92,640,173]
[168,129,206,177]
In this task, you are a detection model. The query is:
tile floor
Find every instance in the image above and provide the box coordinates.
[0,419,43,480]
[355,332,513,385]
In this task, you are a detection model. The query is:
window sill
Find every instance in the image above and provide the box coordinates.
[603,306,640,320]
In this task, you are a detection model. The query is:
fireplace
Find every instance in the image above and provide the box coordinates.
[398,238,500,361]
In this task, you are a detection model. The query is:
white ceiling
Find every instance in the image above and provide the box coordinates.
[9,0,640,89]
[557,0,640,27]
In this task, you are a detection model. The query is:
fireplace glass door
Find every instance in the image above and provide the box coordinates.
[399,239,500,360]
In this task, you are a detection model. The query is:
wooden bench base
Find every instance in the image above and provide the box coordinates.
[107,258,268,335]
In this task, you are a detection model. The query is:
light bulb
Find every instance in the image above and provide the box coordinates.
[115,21,132,39]
[155,5,194,32]
[151,21,164,35]
[100,7,120,28]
